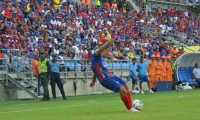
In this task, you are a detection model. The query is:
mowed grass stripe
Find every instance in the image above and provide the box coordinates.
[0,89,199,120]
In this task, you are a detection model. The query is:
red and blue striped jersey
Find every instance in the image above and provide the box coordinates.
[91,53,113,83]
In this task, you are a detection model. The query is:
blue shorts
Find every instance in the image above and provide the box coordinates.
[139,76,149,84]
[129,75,136,84]
[101,75,126,93]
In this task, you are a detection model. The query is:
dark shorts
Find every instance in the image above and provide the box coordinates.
[101,75,126,93]
[129,75,136,84]
[139,76,149,84]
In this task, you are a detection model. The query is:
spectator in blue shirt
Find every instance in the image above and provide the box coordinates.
[129,58,139,94]
[137,56,154,94]
[160,49,167,56]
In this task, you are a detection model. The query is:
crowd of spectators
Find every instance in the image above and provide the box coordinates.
[135,0,200,5]
[0,0,199,64]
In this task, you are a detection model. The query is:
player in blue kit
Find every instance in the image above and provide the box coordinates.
[90,39,139,112]
[137,56,154,94]
[129,58,139,94]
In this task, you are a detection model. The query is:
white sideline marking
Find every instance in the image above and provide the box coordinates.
[0,94,199,114]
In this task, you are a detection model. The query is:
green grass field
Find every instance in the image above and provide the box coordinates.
[0,90,200,120]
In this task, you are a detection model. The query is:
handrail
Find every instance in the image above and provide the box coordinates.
[8,53,33,71]
[7,64,36,86]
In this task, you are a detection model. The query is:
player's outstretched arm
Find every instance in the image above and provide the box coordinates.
[96,38,114,56]
[90,75,96,87]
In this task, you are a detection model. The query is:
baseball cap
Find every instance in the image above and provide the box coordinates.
[39,50,45,54]
[52,53,58,57]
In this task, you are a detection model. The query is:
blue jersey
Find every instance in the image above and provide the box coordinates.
[129,63,137,77]
[137,62,148,77]
[50,61,60,72]
[91,53,113,83]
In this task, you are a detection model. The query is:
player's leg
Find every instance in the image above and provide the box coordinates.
[138,77,144,94]
[149,75,154,90]
[144,77,154,94]
[113,76,133,104]
[123,84,133,103]
[102,76,138,112]
[119,85,139,112]
[130,76,136,94]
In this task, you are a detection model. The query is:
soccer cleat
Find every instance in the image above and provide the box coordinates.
[131,90,135,94]
[135,86,139,91]
[141,90,144,94]
[149,89,154,94]
[127,108,139,112]
[135,90,139,94]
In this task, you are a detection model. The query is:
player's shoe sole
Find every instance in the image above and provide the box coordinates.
[127,108,139,112]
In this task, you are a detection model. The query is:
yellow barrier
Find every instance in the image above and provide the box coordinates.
[184,46,200,53]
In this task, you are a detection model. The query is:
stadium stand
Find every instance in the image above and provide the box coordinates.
[0,0,199,99]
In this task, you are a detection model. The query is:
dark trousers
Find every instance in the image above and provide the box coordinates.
[50,72,66,99]
[41,76,50,100]
[197,79,200,88]
[34,75,42,96]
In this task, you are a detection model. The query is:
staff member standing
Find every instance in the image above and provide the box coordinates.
[32,54,41,96]
[39,50,51,101]
[50,53,68,100]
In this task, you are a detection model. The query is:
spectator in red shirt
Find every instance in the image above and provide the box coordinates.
[154,48,160,56]
[104,0,110,10]
[176,47,184,58]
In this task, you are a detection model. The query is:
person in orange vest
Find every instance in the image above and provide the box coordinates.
[147,54,156,92]
[160,56,167,81]
[85,0,90,5]
[81,0,86,8]
[170,46,178,57]
[155,55,162,83]
[157,5,162,16]
[166,56,173,81]
[111,1,118,10]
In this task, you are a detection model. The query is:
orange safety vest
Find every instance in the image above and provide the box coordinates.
[112,3,117,10]
[158,8,162,14]
[85,0,90,5]
[81,0,85,3]
[155,61,162,75]
[161,61,167,76]
[147,60,155,76]
[171,49,177,55]
[166,62,172,73]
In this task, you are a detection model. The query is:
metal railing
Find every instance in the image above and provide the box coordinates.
[22,58,133,83]
[148,0,194,4]
[0,58,8,85]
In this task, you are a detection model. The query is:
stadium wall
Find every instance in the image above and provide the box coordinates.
[0,72,149,100]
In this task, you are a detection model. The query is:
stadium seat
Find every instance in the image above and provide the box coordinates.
[113,62,118,69]
[124,63,129,69]
[125,56,130,61]
[107,63,112,69]
[69,62,74,69]
[121,63,125,69]
[77,63,81,70]
[178,67,196,83]
[115,62,120,69]
[135,55,140,60]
